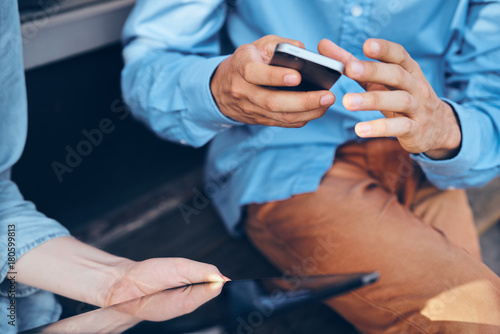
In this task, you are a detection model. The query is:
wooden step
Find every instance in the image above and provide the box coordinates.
[73,170,500,248]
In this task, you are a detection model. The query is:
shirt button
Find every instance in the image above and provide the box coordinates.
[221,124,231,128]
[351,5,363,17]
[180,139,187,145]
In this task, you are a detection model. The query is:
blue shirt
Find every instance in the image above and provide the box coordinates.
[122,0,500,236]
[0,0,70,332]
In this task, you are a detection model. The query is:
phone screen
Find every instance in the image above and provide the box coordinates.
[270,46,343,91]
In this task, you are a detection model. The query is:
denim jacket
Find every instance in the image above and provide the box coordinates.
[0,1,71,332]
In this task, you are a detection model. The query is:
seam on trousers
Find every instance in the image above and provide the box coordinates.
[349,291,431,334]
[246,216,432,334]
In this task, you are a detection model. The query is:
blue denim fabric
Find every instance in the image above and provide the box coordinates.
[122,0,500,236]
[0,0,70,332]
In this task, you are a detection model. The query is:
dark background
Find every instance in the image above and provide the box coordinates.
[12,44,206,231]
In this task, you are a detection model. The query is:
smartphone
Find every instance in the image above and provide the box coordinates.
[269,43,344,91]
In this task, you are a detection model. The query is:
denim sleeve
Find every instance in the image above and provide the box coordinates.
[121,0,242,148]
[0,0,70,292]
[411,0,500,188]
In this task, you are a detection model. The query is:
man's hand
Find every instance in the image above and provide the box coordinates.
[211,35,336,128]
[318,39,462,160]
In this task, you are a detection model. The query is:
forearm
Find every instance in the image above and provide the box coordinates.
[122,52,238,147]
[15,236,130,307]
[121,0,241,148]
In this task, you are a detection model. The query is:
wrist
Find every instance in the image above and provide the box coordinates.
[15,237,133,307]
[92,258,135,307]
[210,60,225,113]
[425,101,462,160]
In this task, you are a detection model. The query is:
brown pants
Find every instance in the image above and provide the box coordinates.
[245,139,500,334]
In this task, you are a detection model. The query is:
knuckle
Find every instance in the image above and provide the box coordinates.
[263,97,279,111]
[240,62,251,79]
[303,95,315,110]
[229,81,243,99]
[290,39,305,48]
[259,35,278,45]
[279,112,296,123]
[392,67,406,86]
[399,48,408,62]
[402,119,413,134]
[267,67,277,83]
[418,81,431,98]
[402,93,414,109]
[365,62,377,78]
[413,61,422,73]
[236,43,252,56]
[369,93,380,107]
[378,120,388,136]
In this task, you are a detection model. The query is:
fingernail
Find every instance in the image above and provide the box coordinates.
[350,61,364,76]
[347,94,363,108]
[370,41,380,55]
[284,74,300,85]
[320,94,335,106]
[357,123,372,135]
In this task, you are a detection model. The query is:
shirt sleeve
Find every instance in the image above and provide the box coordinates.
[0,0,70,291]
[121,0,243,148]
[411,0,500,188]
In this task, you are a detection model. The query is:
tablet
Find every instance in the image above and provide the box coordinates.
[22,273,378,334]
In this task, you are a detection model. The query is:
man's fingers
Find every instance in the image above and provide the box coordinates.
[317,39,356,65]
[252,35,305,60]
[237,102,329,128]
[363,39,423,78]
[345,60,418,93]
[344,91,417,114]
[355,117,416,138]
[249,86,335,113]
[270,108,329,124]
[238,60,302,87]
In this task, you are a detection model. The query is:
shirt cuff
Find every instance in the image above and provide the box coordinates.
[411,98,481,176]
[179,55,244,132]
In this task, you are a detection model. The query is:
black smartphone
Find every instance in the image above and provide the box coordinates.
[269,43,344,91]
